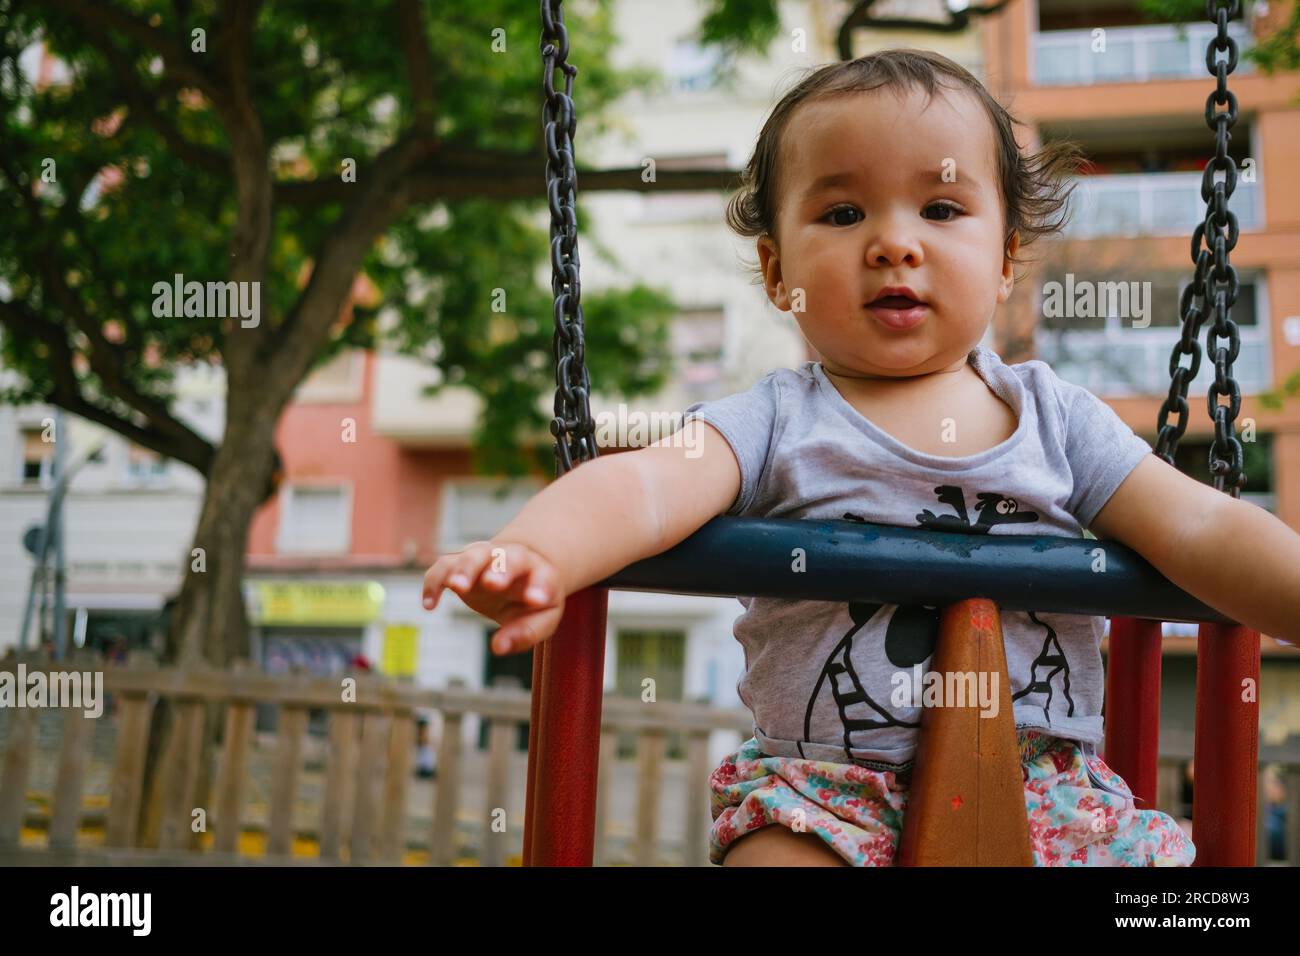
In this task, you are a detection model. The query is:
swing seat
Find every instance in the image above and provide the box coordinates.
[898,598,1032,866]
[535,0,1257,870]
[520,517,1259,867]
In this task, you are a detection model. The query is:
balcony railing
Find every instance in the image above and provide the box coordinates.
[1064,172,1261,239]
[1034,22,1253,86]
[1035,326,1271,398]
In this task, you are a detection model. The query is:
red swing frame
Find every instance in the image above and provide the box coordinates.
[523,594,1259,866]
[524,0,1260,868]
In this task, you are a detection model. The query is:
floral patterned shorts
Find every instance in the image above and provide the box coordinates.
[709,731,1195,867]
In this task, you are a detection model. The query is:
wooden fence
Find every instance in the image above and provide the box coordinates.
[0,655,1296,865]
[0,655,751,865]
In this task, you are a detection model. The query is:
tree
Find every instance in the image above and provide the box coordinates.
[0,0,703,668]
[0,0,756,850]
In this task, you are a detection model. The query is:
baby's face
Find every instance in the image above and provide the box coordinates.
[758,85,1017,379]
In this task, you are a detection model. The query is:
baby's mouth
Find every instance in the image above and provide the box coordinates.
[870,294,922,309]
[865,294,928,330]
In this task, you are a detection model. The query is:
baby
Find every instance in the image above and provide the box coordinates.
[423,50,1300,867]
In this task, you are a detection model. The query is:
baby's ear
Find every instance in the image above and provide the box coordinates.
[998,231,1021,302]
[757,235,789,310]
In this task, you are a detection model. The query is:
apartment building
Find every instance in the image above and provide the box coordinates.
[986,0,1298,516]
[0,364,223,654]
[975,0,1300,750]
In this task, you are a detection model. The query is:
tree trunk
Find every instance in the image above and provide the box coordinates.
[137,408,281,847]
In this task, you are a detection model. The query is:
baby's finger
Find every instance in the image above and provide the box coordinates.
[424,543,493,606]
[491,604,564,655]
[483,549,559,608]
[478,543,532,593]
[421,555,459,609]
[445,545,498,595]
[521,560,562,607]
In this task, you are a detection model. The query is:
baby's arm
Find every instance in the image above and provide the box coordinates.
[424,419,741,651]
[497,419,740,596]
[1089,455,1300,642]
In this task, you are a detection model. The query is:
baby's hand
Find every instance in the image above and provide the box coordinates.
[422,541,566,655]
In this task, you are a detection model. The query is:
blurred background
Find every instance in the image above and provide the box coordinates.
[0,0,1298,865]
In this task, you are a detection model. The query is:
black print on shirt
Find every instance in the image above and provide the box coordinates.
[916,484,1038,534]
[798,600,931,759]
[795,494,1070,756]
[1010,610,1075,723]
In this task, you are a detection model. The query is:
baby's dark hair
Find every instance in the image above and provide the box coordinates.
[726,48,1085,281]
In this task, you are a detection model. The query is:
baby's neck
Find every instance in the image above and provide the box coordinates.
[822,355,971,392]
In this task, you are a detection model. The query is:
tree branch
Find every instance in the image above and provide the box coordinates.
[0,299,215,474]
[275,149,743,206]
[0,149,196,449]
[835,0,1012,59]
[43,0,270,311]
[396,0,437,136]
[264,134,434,401]
[38,258,203,444]
[209,0,274,380]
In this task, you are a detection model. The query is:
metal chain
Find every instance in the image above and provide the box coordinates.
[541,0,598,477]
[1154,0,1246,497]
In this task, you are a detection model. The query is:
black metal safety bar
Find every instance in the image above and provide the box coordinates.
[599,517,1235,625]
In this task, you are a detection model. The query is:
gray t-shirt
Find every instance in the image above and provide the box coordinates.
[682,344,1153,771]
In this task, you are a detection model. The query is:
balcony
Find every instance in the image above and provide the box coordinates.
[369,353,482,445]
[1038,328,1270,398]
[1034,22,1253,86]
[1034,277,1270,398]
[1063,172,1260,239]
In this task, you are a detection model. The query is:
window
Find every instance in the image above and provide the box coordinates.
[260,627,364,734]
[440,480,541,551]
[672,309,726,396]
[1042,275,1259,332]
[1062,172,1261,237]
[668,40,721,93]
[277,484,351,554]
[1033,20,1253,86]
[1036,274,1268,397]
[125,443,167,483]
[78,609,164,655]
[20,427,53,484]
[615,629,687,758]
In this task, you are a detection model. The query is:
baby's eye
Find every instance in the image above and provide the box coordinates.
[820,205,862,227]
[922,201,964,222]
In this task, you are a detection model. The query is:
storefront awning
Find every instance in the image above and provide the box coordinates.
[249,581,385,626]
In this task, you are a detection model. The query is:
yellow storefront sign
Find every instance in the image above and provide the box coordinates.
[382,625,419,677]
[251,581,386,625]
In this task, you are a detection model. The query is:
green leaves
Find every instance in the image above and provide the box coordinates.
[0,0,755,476]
